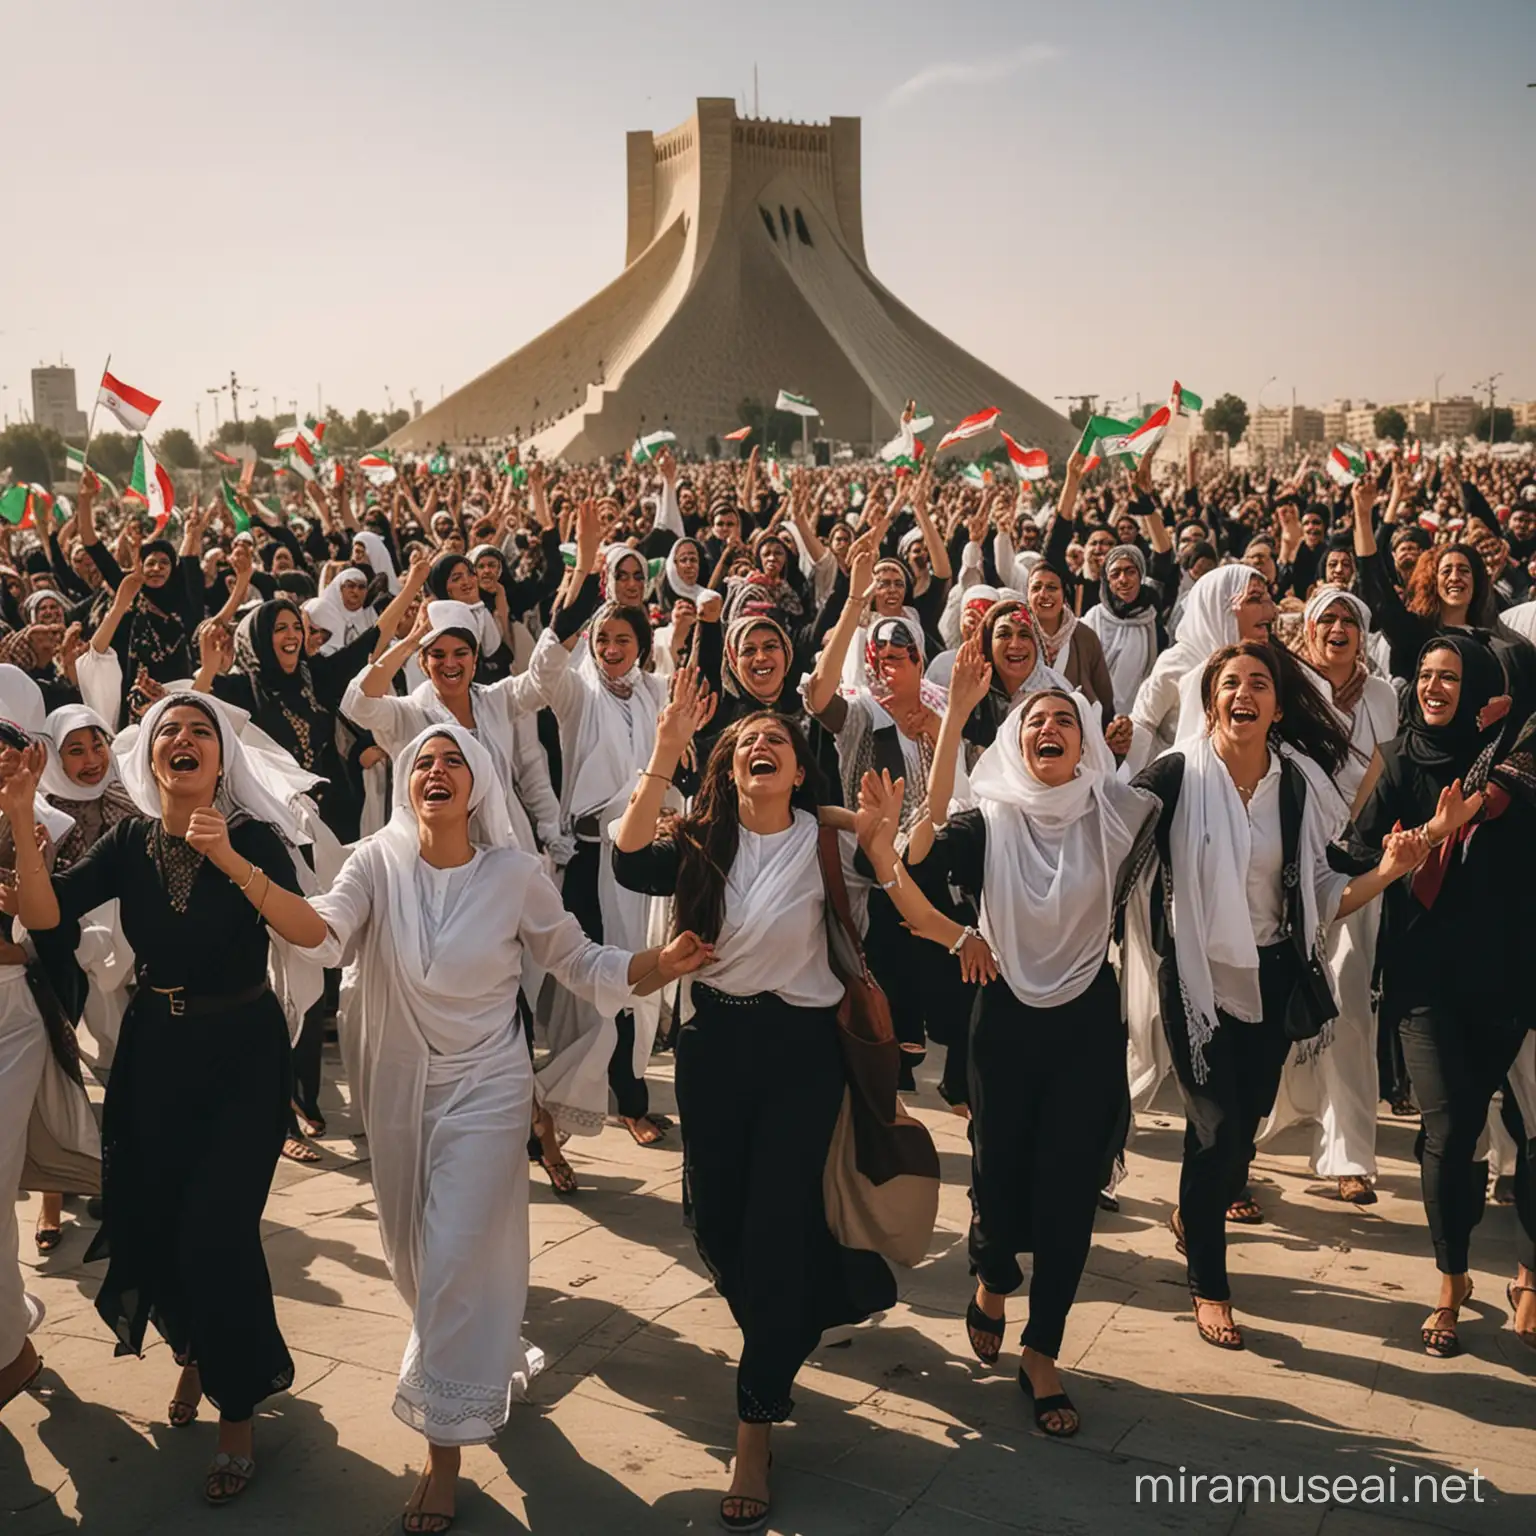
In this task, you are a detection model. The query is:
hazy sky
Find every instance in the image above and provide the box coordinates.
[3,0,1532,436]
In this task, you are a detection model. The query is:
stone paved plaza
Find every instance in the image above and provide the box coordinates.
[4,1050,1533,1535]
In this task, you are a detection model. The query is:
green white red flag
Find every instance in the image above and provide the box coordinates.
[275,427,317,481]
[97,369,160,433]
[1171,381,1203,415]
[999,430,1049,482]
[961,463,992,487]
[1326,444,1367,487]
[1119,406,1171,458]
[125,437,174,529]
[1075,415,1133,471]
[774,390,818,418]
[936,407,1000,453]
[630,430,676,464]
[220,480,251,532]
[359,452,396,485]
[0,483,54,528]
[723,426,751,442]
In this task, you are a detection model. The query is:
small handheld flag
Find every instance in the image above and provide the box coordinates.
[723,426,752,442]
[124,438,175,530]
[97,370,160,433]
[1171,381,1203,416]
[999,430,1049,482]
[935,407,1000,453]
[774,390,818,418]
[1326,444,1368,487]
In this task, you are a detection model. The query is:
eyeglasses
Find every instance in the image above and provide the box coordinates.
[1314,613,1360,629]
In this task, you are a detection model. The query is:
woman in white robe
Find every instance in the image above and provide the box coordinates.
[299,723,706,1532]
[526,558,671,1144]
[1260,588,1400,1202]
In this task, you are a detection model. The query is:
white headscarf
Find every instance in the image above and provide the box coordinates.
[1081,548,1160,715]
[970,691,1155,1007]
[419,599,486,651]
[115,691,313,846]
[601,544,651,602]
[663,537,711,607]
[353,530,400,594]
[1164,731,1347,1082]
[40,705,117,803]
[1169,564,1267,742]
[0,665,76,842]
[305,568,375,655]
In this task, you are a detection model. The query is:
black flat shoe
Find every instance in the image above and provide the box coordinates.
[34,1226,62,1254]
[1018,1367,1079,1437]
[965,1298,1005,1365]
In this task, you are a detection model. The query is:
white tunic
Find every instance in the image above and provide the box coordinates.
[305,840,634,1443]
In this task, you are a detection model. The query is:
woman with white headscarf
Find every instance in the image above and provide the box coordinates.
[17,705,139,1253]
[2,691,328,1505]
[1120,564,1277,777]
[1121,641,1420,1351]
[0,670,100,1420]
[1260,587,1401,1204]
[298,722,707,1532]
[350,529,401,595]
[859,649,1157,1437]
[526,541,672,1144]
[304,566,376,655]
[1081,546,1167,716]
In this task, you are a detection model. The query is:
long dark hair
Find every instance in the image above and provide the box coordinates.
[1199,640,1352,779]
[673,711,824,944]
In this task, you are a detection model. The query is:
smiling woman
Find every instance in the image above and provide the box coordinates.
[613,676,898,1531]
[0,691,330,1506]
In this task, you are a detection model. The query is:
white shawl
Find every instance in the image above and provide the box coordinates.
[971,694,1154,1008]
[1163,733,1348,1082]
[1081,554,1160,716]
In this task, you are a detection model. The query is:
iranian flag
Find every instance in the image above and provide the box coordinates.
[305,416,327,443]
[999,430,1049,482]
[1076,415,1133,470]
[220,479,251,532]
[0,483,54,528]
[125,438,175,529]
[63,444,114,495]
[630,430,676,464]
[723,425,752,442]
[1326,444,1367,487]
[960,463,992,488]
[774,389,818,418]
[1171,381,1203,416]
[97,370,160,432]
[275,427,317,481]
[358,452,396,485]
[1407,439,1422,464]
[936,407,1000,453]
[1120,405,1171,458]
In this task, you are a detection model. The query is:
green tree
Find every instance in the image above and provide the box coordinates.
[157,427,201,468]
[1373,407,1407,444]
[1204,393,1249,445]
[0,424,64,487]
[1472,407,1514,444]
[1514,424,1536,446]
[88,432,140,482]
[381,408,410,438]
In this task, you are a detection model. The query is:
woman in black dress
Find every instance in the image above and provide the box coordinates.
[2,692,326,1506]
[1351,634,1536,1356]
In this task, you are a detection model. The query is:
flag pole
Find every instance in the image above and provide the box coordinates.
[80,351,110,483]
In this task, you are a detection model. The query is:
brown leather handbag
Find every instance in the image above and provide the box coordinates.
[816,827,940,1266]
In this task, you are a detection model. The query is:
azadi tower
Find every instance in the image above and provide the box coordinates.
[389,98,1073,458]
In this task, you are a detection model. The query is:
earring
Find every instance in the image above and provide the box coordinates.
[1072,764,1082,778]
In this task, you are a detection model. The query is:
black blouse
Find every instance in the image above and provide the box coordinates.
[50,817,302,994]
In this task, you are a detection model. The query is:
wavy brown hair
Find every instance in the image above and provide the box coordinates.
[1199,640,1352,779]
[672,711,824,945]
[1403,542,1497,627]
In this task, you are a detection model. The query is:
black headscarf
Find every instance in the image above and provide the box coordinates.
[1400,633,1505,787]
[426,551,473,602]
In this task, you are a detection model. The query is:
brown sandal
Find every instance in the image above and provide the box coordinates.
[402,1471,455,1533]
[1192,1298,1244,1350]
[1421,1281,1471,1358]
[1506,1282,1536,1351]
[281,1136,321,1164]
[1337,1175,1376,1205]
[204,1452,255,1505]
[1225,1194,1264,1224]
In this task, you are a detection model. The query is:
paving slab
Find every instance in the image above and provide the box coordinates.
[5,1048,1534,1535]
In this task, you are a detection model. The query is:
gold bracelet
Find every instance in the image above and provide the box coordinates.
[238,860,259,892]
[255,871,271,918]
[637,769,671,785]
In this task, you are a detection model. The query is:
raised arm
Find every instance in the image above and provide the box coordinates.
[368,545,432,656]
[805,537,876,716]
[907,637,991,865]
[614,668,715,852]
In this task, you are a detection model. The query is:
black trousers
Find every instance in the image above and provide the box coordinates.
[967,964,1125,1358]
[675,987,894,1422]
[564,839,648,1121]
[286,968,338,1133]
[1498,1083,1536,1273]
[1173,944,1296,1303]
[1399,1005,1530,1275]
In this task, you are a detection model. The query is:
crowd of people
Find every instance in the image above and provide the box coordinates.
[2,408,1534,1533]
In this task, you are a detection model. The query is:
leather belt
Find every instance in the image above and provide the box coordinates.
[573,814,602,840]
[144,980,269,1018]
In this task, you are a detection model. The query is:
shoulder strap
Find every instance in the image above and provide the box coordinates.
[816,823,867,970]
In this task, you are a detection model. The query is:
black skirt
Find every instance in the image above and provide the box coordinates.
[86,986,295,1421]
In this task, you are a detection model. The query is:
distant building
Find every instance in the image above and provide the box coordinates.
[1390,400,1435,440]
[31,366,88,437]
[1322,400,1353,442]
[1431,396,1477,440]
[1248,405,1325,453]
[1511,400,1536,430]
[1344,405,1380,444]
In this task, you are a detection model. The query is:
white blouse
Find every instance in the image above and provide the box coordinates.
[1242,753,1285,947]
[695,812,869,1009]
